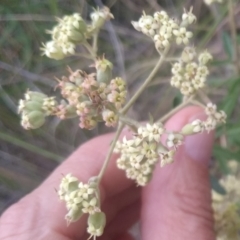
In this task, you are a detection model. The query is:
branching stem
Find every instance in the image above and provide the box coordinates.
[97,122,124,182]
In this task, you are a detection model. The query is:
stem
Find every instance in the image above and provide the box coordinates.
[197,89,211,104]
[119,115,140,132]
[84,41,96,59]
[121,46,170,114]
[74,53,94,60]
[92,31,99,55]
[228,0,240,74]
[97,122,124,182]
[158,97,193,123]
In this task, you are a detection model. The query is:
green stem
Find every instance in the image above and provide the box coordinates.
[97,122,124,182]
[197,89,211,104]
[84,41,96,58]
[121,46,170,114]
[92,31,99,55]
[119,115,140,132]
[158,97,193,123]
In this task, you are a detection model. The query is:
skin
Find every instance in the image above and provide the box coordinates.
[0,106,216,240]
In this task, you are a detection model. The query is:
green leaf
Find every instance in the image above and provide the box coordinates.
[213,145,240,174]
[210,175,226,194]
[222,31,233,60]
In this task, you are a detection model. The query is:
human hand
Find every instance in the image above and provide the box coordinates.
[0,106,216,240]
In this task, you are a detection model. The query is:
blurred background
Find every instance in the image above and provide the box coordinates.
[0,0,240,213]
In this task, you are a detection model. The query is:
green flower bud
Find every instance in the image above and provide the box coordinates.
[90,7,114,31]
[87,212,106,238]
[25,91,47,102]
[22,101,43,112]
[181,124,195,135]
[21,111,45,130]
[181,119,204,135]
[41,41,65,60]
[65,207,83,224]
[95,57,113,84]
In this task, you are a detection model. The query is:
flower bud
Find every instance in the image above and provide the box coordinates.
[90,7,113,31]
[198,50,213,65]
[25,91,47,102]
[102,109,118,127]
[181,119,204,135]
[65,207,83,224]
[95,57,113,84]
[21,111,45,130]
[87,212,106,238]
[181,46,196,63]
[41,41,66,60]
[18,100,43,114]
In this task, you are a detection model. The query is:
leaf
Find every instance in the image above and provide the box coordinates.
[210,175,226,195]
[213,145,240,174]
[222,31,233,60]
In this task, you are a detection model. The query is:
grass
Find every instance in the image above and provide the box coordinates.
[0,0,240,212]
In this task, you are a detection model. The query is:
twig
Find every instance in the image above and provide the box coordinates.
[97,122,124,182]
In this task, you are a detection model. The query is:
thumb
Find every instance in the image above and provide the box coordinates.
[141,106,216,240]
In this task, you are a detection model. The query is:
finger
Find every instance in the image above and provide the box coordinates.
[141,106,216,240]
[0,130,136,240]
[101,200,140,240]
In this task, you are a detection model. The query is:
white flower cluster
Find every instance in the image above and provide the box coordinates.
[204,0,223,5]
[132,8,196,51]
[170,48,213,96]
[58,174,101,223]
[58,174,106,238]
[212,161,240,240]
[114,123,184,186]
[41,7,113,60]
[18,91,58,129]
[42,13,87,60]
[181,103,227,135]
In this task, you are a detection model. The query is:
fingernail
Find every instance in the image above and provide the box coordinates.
[185,113,214,165]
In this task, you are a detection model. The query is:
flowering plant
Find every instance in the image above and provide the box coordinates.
[17,2,240,239]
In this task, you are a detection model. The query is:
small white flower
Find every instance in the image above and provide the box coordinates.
[82,197,99,214]
[197,65,209,77]
[138,14,159,36]
[153,11,169,24]
[180,82,194,96]
[205,102,217,116]
[159,150,175,167]
[172,62,183,75]
[204,117,217,132]
[191,119,205,133]
[215,110,227,123]
[192,75,206,90]
[166,133,183,149]
[41,40,65,60]
[78,182,95,199]
[182,7,197,25]
[136,174,148,186]
[173,27,193,45]
[198,50,213,65]
[170,75,182,88]
[181,46,196,63]
[154,34,170,50]
[116,155,128,170]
